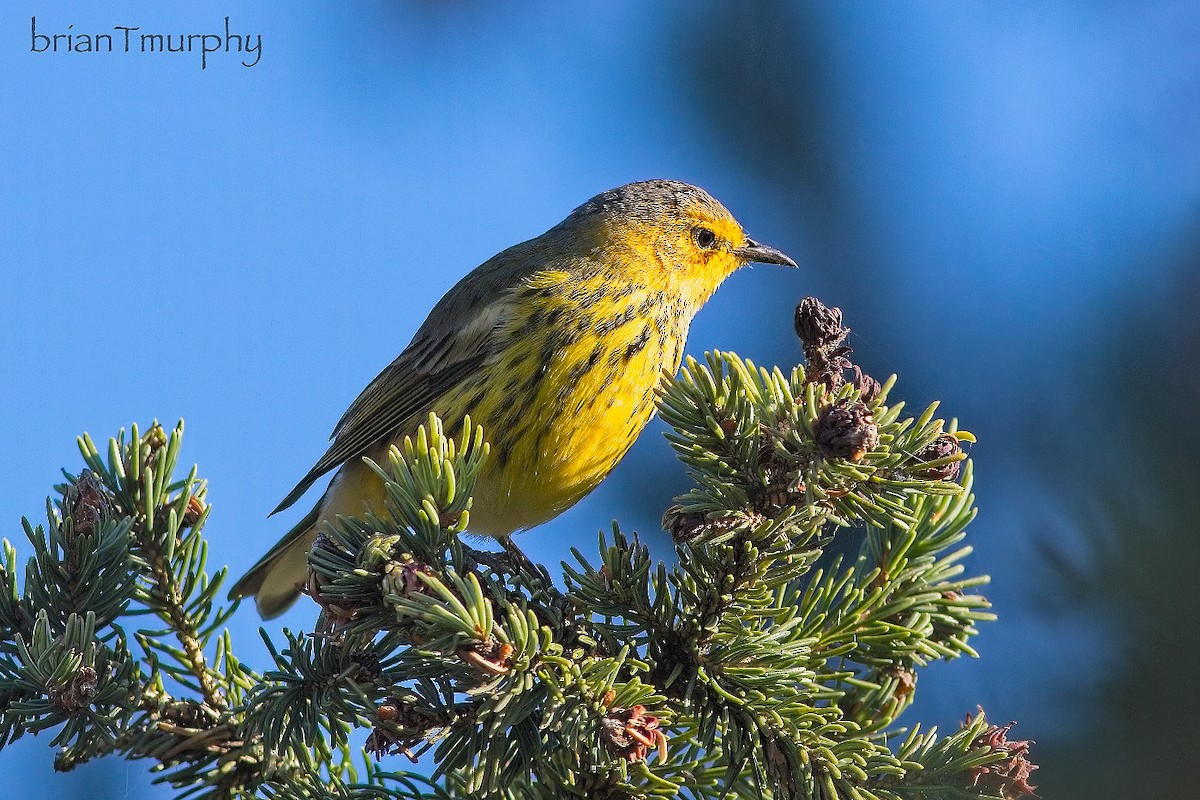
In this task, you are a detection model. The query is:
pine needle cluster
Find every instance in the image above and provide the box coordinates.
[0,298,1036,799]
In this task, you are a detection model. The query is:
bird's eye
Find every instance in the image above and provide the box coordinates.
[693,226,718,250]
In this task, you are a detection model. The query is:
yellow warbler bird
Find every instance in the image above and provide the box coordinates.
[230,179,796,617]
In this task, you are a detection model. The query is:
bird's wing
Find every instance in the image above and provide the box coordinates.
[270,267,526,517]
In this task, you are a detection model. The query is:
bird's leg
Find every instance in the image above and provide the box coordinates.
[458,538,552,593]
[460,545,506,575]
[460,537,567,628]
[497,536,578,637]
[498,535,555,593]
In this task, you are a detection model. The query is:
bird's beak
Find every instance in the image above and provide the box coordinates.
[733,238,798,268]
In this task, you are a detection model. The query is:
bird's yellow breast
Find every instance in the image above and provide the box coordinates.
[439,275,688,535]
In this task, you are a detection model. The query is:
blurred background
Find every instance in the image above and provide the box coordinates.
[2,2,1198,797]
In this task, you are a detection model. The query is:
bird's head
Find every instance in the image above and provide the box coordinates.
[564,179,796,306]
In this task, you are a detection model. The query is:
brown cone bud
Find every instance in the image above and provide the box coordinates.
[601,705,667,764]
[458,639,514,676]
[890,667,917,701]
[912,434,963,481]
[662,505,705,543]
[794,297,849,350]
[65,470,111,536]
[852,366,882,404]
[815,401,879,461]
[48,666,98,712]
[962,719,1039,799]
[795,297,856,390]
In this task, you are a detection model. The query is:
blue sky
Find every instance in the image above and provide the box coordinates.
[2,2,1198,797]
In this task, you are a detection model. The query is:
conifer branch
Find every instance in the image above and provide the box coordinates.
[74,424,227,713]
[0,298,1034,800]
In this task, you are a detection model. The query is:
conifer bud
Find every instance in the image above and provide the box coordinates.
[381,554,435,599]
[142,424,168,453]
[912,434,963,481]
[458,639,513,676]
[140,424,168,473]
[601,705,667,764]
[880,667,917,720]
[961,720,1039,799]
[795,297,853,389]
[181,496,205,528]
[360,534,405,571]
[794,297,849,350]
[48,666,98,712]
[65,470,110,536]
[305,533,362,621]
[662,505,705,542]
[815,401,879,461]
[890,667,917,701]
[852,366,882,404]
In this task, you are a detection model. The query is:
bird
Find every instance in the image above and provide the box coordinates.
[229,179,796,618]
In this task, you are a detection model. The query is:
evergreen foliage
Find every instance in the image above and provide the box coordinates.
[0,299,1035,799]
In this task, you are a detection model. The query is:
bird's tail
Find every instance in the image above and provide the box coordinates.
[227,503,321,619]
